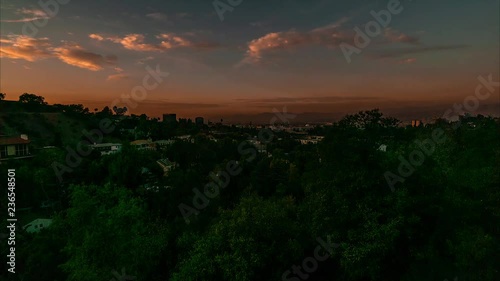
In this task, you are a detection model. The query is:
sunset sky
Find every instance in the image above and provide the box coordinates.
[1,0,499,121]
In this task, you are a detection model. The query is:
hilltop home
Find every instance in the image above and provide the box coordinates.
[0,135,32,160]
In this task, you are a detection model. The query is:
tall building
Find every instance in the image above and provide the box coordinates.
[163,113,177,124]
[195,117,204,125]
[411,120,423,127]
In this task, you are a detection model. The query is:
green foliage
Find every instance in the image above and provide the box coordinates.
[60,183,169,281]
[8,108,500,281]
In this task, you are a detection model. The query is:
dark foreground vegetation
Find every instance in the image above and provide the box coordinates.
[1,93,499,281]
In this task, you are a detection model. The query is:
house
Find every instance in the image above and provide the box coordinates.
[154,139,175,149]
[176,135,194,143]
[0,135,32,160]
[90,143,122,155]
[249,139,267,153]
[23,218,52,233]
[157,158,177,176]
[131,139,155,150]
[299,136,324,145]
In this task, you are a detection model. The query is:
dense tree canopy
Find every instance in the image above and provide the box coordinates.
[2,106,499,281]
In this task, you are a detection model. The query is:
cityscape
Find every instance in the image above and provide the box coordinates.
[0,0,499,280]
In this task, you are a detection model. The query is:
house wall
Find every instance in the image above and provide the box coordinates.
[0,144,30,159]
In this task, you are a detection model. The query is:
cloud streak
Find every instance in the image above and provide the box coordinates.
[89,33,219,52]
[107,73,129,81]
[53,44,117,71]
[238,19,423,66]
[0,35,118,71]
[0,35,52,61]
[0,8,50,23]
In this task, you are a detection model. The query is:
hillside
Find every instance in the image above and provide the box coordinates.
[0,100,90,148]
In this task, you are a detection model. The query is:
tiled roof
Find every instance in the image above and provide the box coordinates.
[0,137,30,145]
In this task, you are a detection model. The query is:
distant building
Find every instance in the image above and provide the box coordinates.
[131,139,155,150]
[163,113,177,124]
[195,117,204,126]
[249,139,267,153]
[23,219,52,233]
[176,135,194,143]
[90,143,122,156]
[0,135,32,160]
[411,120,423,127]
[154,139,175,149]
[157,158,177,176]
[299,136,324,145]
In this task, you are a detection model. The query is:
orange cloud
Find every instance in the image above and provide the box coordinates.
[1,35,118,71]
[0,35,52,61]
[239,19,424,66]
[89,33,218,52]
[240,18,353,65]
[53,43,117,71]
[89,34,105,41]
[107,73,129,81]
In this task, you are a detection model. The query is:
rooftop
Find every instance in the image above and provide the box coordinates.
[0,137,30,145]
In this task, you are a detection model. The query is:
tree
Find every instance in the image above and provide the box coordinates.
[60,183,169,281]
[0,92,5,100]
[113,106,128,116]
[18,93,48,111]
[19,93,47,105]
[338,109,400,130]
[172,195,303,281]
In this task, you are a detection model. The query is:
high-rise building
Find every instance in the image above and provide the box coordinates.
[195,117,204,125]
[411,120,423,127]
[163,114,177,124]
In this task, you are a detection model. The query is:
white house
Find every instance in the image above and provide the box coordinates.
[23,219,53,233]
[90,143,122,155]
